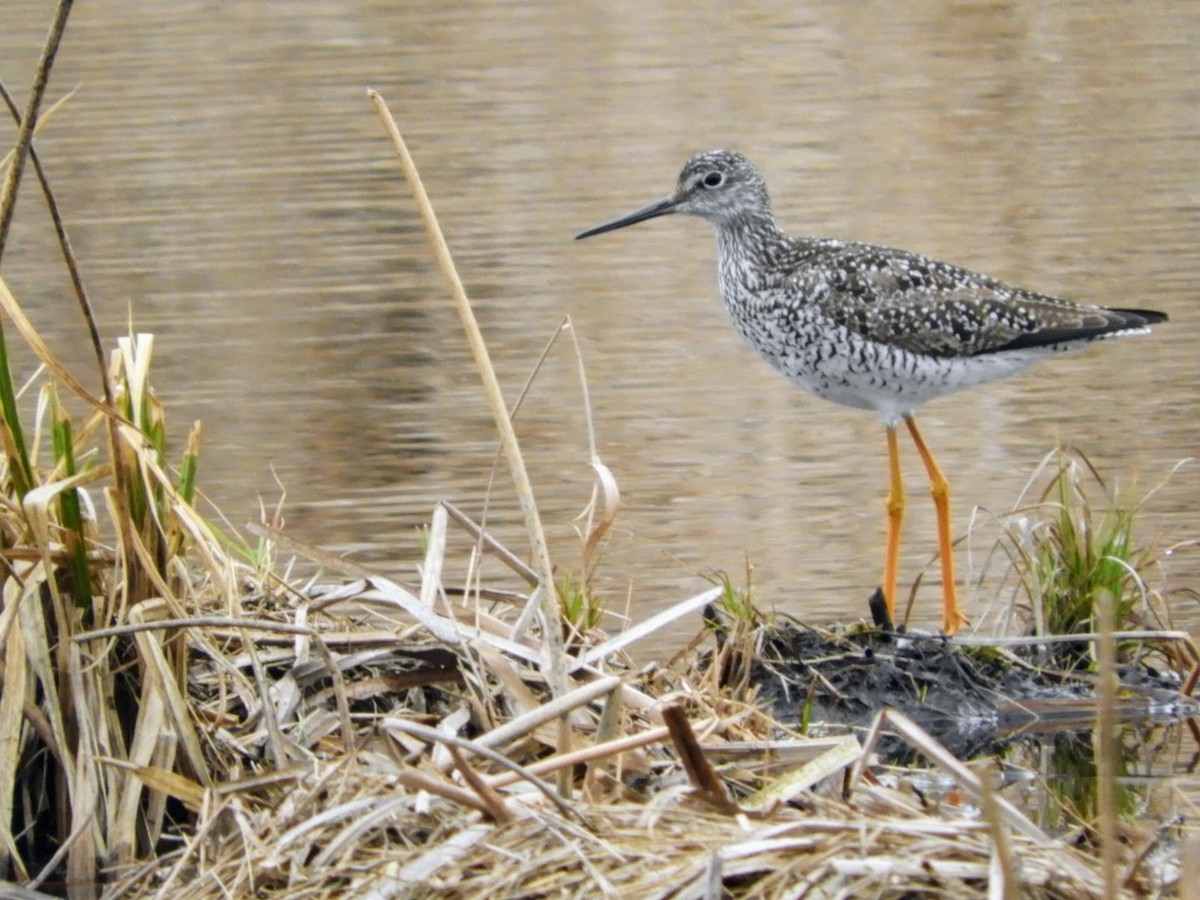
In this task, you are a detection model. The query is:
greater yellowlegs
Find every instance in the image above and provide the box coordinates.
[576,149,1167,635]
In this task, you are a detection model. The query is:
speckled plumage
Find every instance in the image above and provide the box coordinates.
[578,149,1166,424]
[576,149,1167,634]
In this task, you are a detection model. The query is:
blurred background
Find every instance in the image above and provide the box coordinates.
[1,1,1197,637]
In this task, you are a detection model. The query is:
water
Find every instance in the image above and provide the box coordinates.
[3,0,1197,863]
[2,4,1196,640]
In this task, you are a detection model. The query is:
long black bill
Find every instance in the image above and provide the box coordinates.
[575,196,678,240]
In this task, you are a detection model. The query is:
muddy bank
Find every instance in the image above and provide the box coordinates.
[722,610,1197,759]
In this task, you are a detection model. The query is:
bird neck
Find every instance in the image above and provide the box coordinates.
[715,213,788,290]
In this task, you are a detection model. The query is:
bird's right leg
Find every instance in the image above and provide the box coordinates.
[883,423,904,626]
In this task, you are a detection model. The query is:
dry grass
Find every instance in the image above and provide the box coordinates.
[53,555,1136,899]
[1,12,1196,898]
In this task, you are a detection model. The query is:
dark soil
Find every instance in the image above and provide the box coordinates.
[709,603,1197,759]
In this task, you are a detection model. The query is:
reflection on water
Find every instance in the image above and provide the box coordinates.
[2,2,1197,642]
[1008,724,1197,855]
[894,722,1196,894]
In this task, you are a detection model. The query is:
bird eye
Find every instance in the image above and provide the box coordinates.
[702,171,724,188]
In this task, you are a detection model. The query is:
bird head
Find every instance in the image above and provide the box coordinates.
[576,149,770,240]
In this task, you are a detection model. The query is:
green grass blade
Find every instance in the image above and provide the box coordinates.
[0,326,34,497]
[50,388,93,611]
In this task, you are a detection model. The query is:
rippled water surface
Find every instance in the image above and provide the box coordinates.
[2,2,1197,646]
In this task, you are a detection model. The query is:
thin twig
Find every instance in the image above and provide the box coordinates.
[0,80,110,407]
[0,0,74,260]
[1095,591,1119,900]
[978,766,1021,900]
[484,723,674,790]
[383,718,576,820]
[367,93,562,647]
[663,705,733,809]
[442,501,538,585]
[447,745,514,823]
[74,616,321,642]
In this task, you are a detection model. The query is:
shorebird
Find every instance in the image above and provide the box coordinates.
[575,149,1167,635]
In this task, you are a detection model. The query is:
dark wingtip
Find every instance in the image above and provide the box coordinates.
[988,305,1167,354]
[1114,308,1168,326]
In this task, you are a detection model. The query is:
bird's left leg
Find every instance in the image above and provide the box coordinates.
[903,415,968,634]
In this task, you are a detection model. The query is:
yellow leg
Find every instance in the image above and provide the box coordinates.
[903,415,968,634]
[883,423,904,625]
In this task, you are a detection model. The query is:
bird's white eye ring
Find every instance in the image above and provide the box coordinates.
[702,171,724,188]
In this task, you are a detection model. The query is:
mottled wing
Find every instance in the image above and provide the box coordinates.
[788,242,1154,358]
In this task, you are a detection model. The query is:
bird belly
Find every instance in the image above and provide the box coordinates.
[725,307,1048,422]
